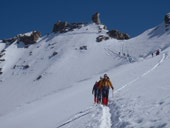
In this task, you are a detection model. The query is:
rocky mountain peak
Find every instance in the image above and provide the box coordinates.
[92,12,101,24]
[164,12,170,24]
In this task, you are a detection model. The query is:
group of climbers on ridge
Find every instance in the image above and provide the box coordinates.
[92,74,114,106]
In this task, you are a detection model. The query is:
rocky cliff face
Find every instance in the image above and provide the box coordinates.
[107,30,130,40]
[92,12,101,24]
[19,31,41,45]
[2,31,41,45]
[52,21,84,33]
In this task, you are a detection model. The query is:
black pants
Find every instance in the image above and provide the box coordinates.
[94,90,97,98]
[102,87,109,99]
[97,90,101,100]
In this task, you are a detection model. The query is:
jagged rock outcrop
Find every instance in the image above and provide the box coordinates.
[103,25,107,30]
[52,21,84,33]
[52,21,68,33]
[164,13,170,24]
[0,52,5,58]
[2,31,41,45]
[107,30,130,40]
[2,37,17,44]
[19,31,41,45]
[92,12,101,24]
[69,23,84,30]
[96,35,109,42]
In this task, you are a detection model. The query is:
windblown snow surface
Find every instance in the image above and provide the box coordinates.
[0,22,170,128]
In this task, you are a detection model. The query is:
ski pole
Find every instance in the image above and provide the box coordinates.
[112,90,114,98]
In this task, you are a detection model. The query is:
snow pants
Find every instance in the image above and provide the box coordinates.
[102,87,109,106]
[93,90,97,103]
[94,89,101,103]
[97,90,101,103]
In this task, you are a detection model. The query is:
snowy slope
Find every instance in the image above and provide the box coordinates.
[0,19,170,128]
[54,50,170,128]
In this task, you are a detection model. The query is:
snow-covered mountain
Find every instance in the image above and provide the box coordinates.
[0,13,170,128]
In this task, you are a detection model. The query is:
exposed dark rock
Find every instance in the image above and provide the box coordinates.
[2,37,17,44]
[1,49,6,53]
[164,13,170,24]
[2,31,41,45]
[0,68,2,75]
[52,21,68,33]
[92,12,101,24]
[52,51,58,56]
[0,59,5,61]
[23,65,30,69]
[103,25,107,30]
[49,51,58,59]
[107,30,130,40]
[12,64,29,69]
[29,51,32,56]
[0,53,5,58]
[80,46,87,50]
[36,75,42,80]
[19,31,41,45]
[96,35,110,42]
[52,21,84,33]
[68,23,84,30]
[13,65,16,69]
[98,25,107,32]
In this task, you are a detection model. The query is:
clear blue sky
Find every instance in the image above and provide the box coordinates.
[0,0,170,39]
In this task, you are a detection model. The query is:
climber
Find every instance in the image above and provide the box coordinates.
[92,81,100,103]
[99,74,114,106]
[92,77,103,103]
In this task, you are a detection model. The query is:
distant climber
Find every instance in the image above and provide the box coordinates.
[99,74,114,106]
[151,53,154,57]
[156,50,160,56]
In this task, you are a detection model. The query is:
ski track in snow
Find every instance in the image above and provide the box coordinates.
[114,53,166,94]
[55,53,167,128]
[56,109,91,128]
[55,105,102,128]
